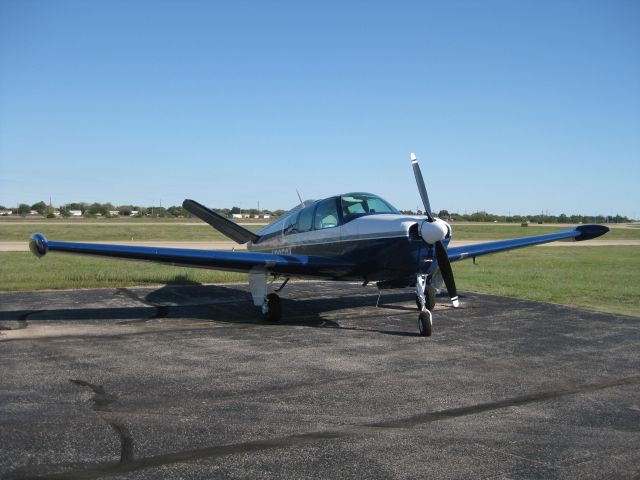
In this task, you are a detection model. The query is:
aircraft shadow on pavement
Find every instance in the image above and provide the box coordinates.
[0,280,467,337]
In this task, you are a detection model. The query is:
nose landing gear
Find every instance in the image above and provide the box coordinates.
[416,274,436,336]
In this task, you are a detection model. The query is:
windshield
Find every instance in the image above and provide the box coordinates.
[340,193,399,221]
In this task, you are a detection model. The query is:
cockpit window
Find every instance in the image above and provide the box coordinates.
[297,205,314,233]
[314,197,339,230]
[340,193,398,222]
[283,212,299,234]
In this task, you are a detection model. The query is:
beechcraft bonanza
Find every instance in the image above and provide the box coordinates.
[30,154,609,336]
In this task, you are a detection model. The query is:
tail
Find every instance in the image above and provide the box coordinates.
[182,199,260,244]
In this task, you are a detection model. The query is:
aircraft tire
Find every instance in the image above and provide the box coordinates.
[418,310,432,337]
[264,293,282,322]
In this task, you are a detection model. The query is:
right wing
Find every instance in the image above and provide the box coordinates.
[29,233,354,278]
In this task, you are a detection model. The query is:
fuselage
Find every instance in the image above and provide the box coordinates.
[248,192,450,282]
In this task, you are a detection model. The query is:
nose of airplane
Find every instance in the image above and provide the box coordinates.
[420,218,450,245]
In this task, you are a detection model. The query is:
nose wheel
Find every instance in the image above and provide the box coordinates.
[262,293,282,322]
[418,310,432,336]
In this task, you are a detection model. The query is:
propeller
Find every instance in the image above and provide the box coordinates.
[410,152,459,308]
[410,153,434,222]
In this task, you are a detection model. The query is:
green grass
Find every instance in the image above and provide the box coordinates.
[450,224,640,240]
[1,221,638,241]
[454,246,640,317]
[0,252,246,291]
[1,246,638,317]
[0,223,263,241]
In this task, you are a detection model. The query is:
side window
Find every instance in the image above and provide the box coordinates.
[365,197,391,213]
[297,206,314,233]
[341,198,366,221]
[314,198,339,230]
[283,212,299,235]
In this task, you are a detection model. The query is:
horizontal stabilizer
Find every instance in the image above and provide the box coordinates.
[183,199,259,244]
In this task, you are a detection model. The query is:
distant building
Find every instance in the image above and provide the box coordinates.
[260,214,271,219]
[108,211,120,216]
[0,209,12,216]
[69,210,83,216]
[232,213,243,219]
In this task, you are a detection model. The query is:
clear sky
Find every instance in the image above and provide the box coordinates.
[1,0,639,217]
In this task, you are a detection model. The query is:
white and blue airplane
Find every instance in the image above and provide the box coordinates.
[30,154,608,336]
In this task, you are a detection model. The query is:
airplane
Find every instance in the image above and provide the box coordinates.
[29,154,609,336]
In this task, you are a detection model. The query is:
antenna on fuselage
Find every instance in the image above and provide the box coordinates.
[296,189,303,206]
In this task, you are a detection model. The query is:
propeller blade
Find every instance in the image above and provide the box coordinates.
[435,241,459,308]
[410,153,434,222]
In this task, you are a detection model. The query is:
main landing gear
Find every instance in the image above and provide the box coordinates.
[415,274,435,336]
[262,293,282,322]
[250,270,287,323]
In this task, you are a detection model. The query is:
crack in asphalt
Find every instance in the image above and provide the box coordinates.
[69,379,118,411]
[10,374,639,480]
[69,380,134,466]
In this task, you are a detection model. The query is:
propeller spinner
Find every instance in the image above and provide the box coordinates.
[410,152,459,308]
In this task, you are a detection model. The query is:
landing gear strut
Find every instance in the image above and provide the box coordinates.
[415,274,436,312]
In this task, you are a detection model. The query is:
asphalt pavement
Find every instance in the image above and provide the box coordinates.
[1,281,639,479]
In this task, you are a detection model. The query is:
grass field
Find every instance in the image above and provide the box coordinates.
[454,246,639,317]
[0,223,249,242]
[1,246,638,317]
[0,252,247,291]
[1,222,639,241]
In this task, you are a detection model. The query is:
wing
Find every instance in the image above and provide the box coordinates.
[29,233,354,278]
[446,224,609,262]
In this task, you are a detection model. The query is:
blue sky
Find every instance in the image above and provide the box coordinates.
[1,0,639,217]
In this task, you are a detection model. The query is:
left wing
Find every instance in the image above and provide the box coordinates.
[29,233,354,278]
[447,224,609,262]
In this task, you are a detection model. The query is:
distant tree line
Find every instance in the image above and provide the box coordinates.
[397,209,633,224]
[1,202,633,223]
[1,201,287,219]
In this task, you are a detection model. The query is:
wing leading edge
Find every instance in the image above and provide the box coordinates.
[446,224,609,262]
[29,233,354,278]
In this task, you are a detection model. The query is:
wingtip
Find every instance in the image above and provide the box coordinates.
[29,232,49,258]
[575,224,610,241]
